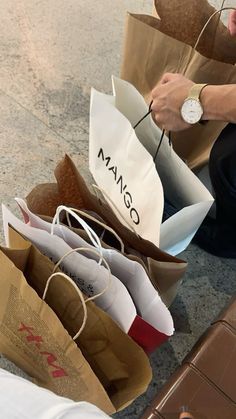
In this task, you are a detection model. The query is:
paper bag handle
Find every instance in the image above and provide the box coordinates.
[52,247,112,303]
[193,6,236,52]
[43,247,111,340]
[51,205,102,254]
[43,272,88,340]
[154,1,236,75]
[181,5,236,75]
[61,206,125,254]
[52,204,125,253]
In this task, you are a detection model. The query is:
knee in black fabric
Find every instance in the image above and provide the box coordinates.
[209,124,236,222]
[210,124,236,188]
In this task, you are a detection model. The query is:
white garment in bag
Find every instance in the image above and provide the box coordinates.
[0,368,110,418]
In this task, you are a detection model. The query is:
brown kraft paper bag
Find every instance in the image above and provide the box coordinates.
[3,226,152,412]
[121,0,236,169]
[0,245,114,413]
[26,154,187,307]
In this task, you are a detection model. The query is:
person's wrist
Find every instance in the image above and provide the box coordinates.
[200,85,222,121]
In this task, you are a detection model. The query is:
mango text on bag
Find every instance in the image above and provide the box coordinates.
[98,148,140,225]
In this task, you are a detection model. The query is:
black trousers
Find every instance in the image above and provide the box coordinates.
[163,124,236,232]
[209,123,236,227]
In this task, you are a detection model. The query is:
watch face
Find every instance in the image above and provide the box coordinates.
[181,99,203,124]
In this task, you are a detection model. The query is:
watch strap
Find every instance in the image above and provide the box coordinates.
[188,83,208,100]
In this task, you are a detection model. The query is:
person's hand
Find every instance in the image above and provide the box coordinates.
[228,10,236,37]
[151,73,194,132]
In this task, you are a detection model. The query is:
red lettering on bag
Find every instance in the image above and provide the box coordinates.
[19,323,67,378]
[40,352,67,378]
[19,323,43,349]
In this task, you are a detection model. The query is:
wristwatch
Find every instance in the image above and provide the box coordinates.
[180,83,208,124]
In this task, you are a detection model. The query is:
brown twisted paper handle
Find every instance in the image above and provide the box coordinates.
[43,247,112,340]
[43,271,88,340]
[182,5,236,75]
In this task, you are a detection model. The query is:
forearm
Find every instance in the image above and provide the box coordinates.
[202,84,236,123]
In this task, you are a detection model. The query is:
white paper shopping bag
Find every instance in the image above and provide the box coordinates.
[89,77,214,255]
[89,78,164,246]
[15,199,174,353]
[2,204,136,334]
